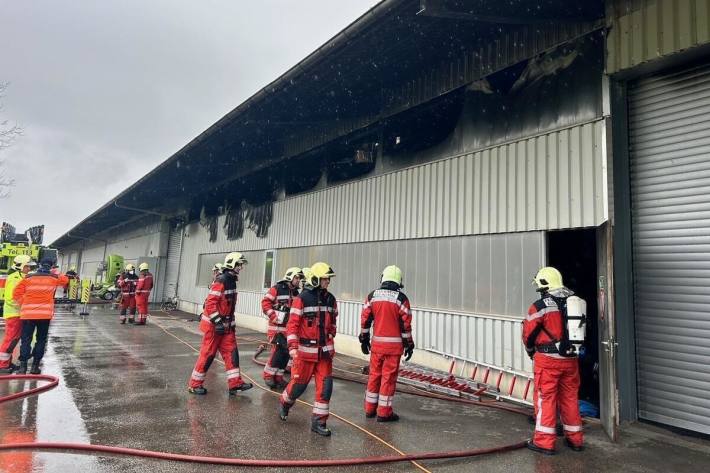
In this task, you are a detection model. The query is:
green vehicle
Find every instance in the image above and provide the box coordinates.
[92,254,124,301]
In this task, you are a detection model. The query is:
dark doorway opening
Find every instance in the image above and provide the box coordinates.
[547,228,600,406]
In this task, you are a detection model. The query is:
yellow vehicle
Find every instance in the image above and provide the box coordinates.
[0,224,56,315]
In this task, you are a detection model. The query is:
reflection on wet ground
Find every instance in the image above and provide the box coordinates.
[1,306,709,473]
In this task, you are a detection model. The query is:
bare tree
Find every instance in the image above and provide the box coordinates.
[0,82,22,198]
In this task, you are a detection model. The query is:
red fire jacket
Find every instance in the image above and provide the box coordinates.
[136,271,154,297]
[360,285,413,355]
[286,288,338,361]
[261,281,299,338]
[522,288,575,361]
[199,272,238,333]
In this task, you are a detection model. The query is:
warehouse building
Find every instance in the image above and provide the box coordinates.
[54,0,710,438]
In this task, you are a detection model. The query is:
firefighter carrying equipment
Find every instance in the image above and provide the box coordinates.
[280,280,338,435]
[380,265,403,288]
[261,277,300,388]
[533,267,564,292]
[138,262,149,272]
[189,269,252,393]
[360,277,414,420]
[282,267,303,283]
[224,252,247,270]
[308,262,335,288]
[522,275,584,453]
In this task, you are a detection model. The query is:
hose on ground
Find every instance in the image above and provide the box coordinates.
[251,345,532,417]
[0,374,527,467]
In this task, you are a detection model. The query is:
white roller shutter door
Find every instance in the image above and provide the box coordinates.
[629,63,710,434]
[162,228,183,300]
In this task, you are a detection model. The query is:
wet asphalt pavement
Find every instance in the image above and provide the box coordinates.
[1,306,709,472]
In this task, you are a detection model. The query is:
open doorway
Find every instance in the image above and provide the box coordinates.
[547,228,600,407]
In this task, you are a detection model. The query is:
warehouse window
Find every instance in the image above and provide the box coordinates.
[263,250,275,289]
[196,253,227,287]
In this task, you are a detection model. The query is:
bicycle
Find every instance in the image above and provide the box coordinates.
[160,295,179,313]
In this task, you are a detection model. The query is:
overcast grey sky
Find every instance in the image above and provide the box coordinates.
[0,0,380,243]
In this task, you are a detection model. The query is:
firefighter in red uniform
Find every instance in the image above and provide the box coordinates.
[118,264,139,324]
[359,265,414,422]
[188,252,253,395]
[279,262,338,437]
[522,267,585,455]
[261,267,303,389]
[135,262,154,325]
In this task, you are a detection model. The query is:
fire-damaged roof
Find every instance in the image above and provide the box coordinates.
[53,0,603,248]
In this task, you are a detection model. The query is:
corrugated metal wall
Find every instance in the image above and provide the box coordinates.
[177,120,606,254]
[607,0,710,74]
[271,232,544,318]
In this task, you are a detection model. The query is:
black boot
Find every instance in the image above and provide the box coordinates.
[188,386,207,395]
[0,363,18,374]
[30,361,41,375]
[311,419,332,437]
[279,404,290,421]
[377,413,400,423]
[228,382,253,395]
[564,438,585,452]
[264,377,277,389]
[17,361,28,374]
[526,440,556,456]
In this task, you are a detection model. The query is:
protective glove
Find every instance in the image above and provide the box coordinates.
[358,333,370,355]
[210,315,226,335]
[404,344,414,362]
[525,346,536,360]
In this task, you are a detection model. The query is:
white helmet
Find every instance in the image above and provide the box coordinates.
[224,252,247,270]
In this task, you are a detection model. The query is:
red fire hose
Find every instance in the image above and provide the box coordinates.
[251,345,532,417]
[0,373,527,467]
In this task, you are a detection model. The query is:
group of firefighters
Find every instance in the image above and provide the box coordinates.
[114,263,154,325]
[1,247,586,453]
[183,252,414,437]
[179,250,585,453]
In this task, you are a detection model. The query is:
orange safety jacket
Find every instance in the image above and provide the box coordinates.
[13,270,69,320]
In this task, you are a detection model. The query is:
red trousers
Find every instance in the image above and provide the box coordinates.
[364,352,401,417]
[119,295,136,322]
[189,328,246,390]
[280,357,333,422]
[263,334,289,383]
[532,354,584,450]
[135,294,149,324]
[0,318,22,368]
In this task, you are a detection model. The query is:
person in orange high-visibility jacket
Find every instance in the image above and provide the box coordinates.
[188,252,253,396]
[12,258,69,374]
[278,262,338,437]
[359,265,414,422]
[0,256,35,373]
[135,262,154,325]
[261,267,302,389]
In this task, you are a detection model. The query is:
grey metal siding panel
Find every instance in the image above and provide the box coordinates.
[607,0,710,74]
[629,62,710,434]
[178,122,606,255]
